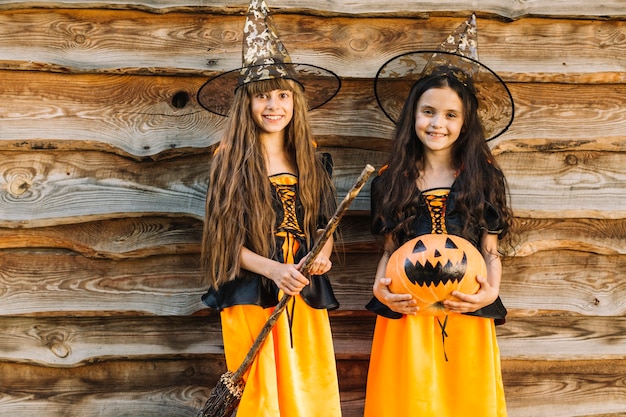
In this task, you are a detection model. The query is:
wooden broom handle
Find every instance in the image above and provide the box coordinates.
[231,164,375,382]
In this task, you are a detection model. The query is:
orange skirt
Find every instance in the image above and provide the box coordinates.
[364,313,507,417]
[220,295,342,417]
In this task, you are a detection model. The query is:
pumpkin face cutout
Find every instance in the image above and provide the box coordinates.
[386,233,486,315]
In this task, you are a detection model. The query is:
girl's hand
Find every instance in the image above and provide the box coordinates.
[443,274,498,313]
[298,252,332,276]
[269,262,310,296]
[373,276,418,315]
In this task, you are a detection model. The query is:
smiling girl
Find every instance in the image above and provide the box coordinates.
[364,15,515,417]
[197,1,342,416]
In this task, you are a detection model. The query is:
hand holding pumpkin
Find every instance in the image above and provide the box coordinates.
[443,274,499,313]
[373,276,419,315]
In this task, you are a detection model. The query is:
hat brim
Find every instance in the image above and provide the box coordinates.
[197,63,341,117]
[375,51,514,141]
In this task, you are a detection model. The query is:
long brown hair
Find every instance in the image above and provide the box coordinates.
[201,78,336,288]
[373,71,513,248]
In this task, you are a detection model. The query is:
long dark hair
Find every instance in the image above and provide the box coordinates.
[373,70,513,248]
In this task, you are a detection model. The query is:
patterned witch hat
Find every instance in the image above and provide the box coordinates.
[374,14,514,140]
[197,0,341,116]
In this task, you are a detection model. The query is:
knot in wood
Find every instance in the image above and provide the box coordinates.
[565,154,578,165]
[50,341,71,359]
[349,38,369,52]
[5,167,36,197]
[9,179,32,196]
[36,328,72,359]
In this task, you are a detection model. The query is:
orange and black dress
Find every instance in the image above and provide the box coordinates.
[364,174,508,417]
[202,156,341,417]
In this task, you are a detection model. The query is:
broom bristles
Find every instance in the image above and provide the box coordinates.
[195,371,243,417]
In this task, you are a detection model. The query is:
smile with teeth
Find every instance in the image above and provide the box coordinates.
[264,115,283,120]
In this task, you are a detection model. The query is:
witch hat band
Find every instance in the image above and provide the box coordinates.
[198,0,341,116]
[374,14,514,141]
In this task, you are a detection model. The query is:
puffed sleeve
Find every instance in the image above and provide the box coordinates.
[484,201,505,235]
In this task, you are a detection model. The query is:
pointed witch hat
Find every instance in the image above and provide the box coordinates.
[197,0,341,116]
[374,14,514,140]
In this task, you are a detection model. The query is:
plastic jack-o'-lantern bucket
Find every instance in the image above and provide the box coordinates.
[386,233,486,315]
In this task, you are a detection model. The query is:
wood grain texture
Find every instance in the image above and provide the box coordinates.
[496,149,626,218]
[0,316,222,365]
[0,4,623,417]
[0,358,220,417]
[329,314,626,360]
[0,151,210,226]
[0,318,622,416]
[0,235,623,317]
[0,70,223,157]
[2,72,625,155]
[0,310,626,366]
[502,359,626,417]
[0,217,202,258]
[0,252,205,316]
[0,1,625,19]
[0,11,624,81]
[328,250,626,316]
[334,359,626,417]
[335,215,626,256]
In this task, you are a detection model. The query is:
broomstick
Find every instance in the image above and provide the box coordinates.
[195,164,375,417]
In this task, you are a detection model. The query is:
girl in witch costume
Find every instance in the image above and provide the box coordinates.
[364,15,514,417]
[198,1,342,416]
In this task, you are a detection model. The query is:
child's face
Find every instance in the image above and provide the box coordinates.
[414,86,464,154]
[250,88,294,137]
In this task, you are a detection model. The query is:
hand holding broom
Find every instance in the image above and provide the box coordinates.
[195,164,376,417]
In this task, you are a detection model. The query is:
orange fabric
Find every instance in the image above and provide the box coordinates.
[364,313,507,417]
[219,172,340,416]
[221,298,341,417]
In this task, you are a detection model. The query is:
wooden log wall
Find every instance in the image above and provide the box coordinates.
[0,1,624,416]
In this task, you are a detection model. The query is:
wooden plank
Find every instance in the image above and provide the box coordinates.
[497,251,625,317]
[499,150,626,218]
[502,359,626,417]
[0,358,367,417]
[2,71,625,158]
[0,1,624,19]
[1,310,623,365]
[0,243,622,317]
[0,151,210,226]
[8,140,626,227]
[335,215,626,256]
[336,214,626,257]
[0,149,377,224]
[328,250,626,316]
[0,217,201,258]
[319,146,384,213]
[0,338,622,417]
[329,314,626,360]
[0,358,221,417]
[317,81,626,154]
[0,316,222,366]
[494,83,626,144]
[324,145,626,216]
[0,70,224,158]
[0,11,624,81]
[0,252,205,316]
[326,359,626,417]
[497,316,626,360]
[511,217,626,256]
